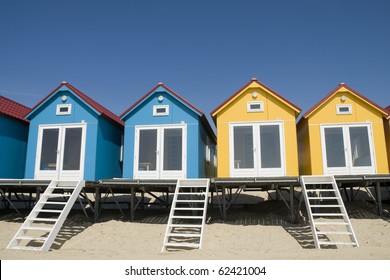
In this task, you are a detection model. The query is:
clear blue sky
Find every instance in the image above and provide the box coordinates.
[1,0,389,123]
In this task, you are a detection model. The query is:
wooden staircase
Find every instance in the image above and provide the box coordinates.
[300,175,359,249]
[162,179,210,252]
[7,180,85,251]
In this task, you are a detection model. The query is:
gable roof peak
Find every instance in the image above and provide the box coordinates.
[27,81,123,126]
[301,83,388,120]
[339,82,346,86]
[211,78,301,120]
[157,82,164,85]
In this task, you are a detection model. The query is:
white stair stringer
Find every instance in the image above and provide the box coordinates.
[162,179,210,252]
[300,175,359,249]
[7,180,85,251]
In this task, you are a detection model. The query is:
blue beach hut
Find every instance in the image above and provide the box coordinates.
[0,96,30,178]
[120,83,216,179]
[24,82,123,181]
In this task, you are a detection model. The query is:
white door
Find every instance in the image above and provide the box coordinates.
[35,124,86,180]
[134,125,186,179]
[229,122,285,177]
[321,123,376,175]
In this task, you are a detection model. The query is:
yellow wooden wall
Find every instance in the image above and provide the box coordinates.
[384,119,390,170]
[297,87,389,175]
[214,82,300,177]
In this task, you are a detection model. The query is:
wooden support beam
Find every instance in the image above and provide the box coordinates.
[94,188,100,223]
[376,182,382,216]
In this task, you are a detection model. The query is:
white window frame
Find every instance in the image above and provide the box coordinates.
[34,123,86,180]
[133,124,187,179]
[247,101,264,113]
[205,136,211,162]
[229,121,285,178]
[56,104,72,115]
[336,104,352,115]
[153,105,169,116]
[320,122,376,175]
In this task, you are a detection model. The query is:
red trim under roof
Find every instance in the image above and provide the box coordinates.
[0,95,30,123]
[120,83,204,119]
[120,83,216,141]
[211,78,301,121]
[28,82,123,126]
[302,83,389,119]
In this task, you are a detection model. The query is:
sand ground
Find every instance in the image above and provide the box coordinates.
[1,196,390,260]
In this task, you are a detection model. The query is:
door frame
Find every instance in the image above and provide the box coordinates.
[320,122,376,175]
[229,121,286,178]
[133,124,187,179]
[34,123,86,180]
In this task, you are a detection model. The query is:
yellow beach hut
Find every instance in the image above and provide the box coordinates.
[211,78,301,178]
[384,106,390,169]
[297,83,389,176]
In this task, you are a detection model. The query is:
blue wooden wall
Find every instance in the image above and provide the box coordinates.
[0,116,29,178]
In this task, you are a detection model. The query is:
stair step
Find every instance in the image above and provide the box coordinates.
[317,231,353,235]
[167,233,202,237]
[314,221,349,226]
[172,216,204,219]
[306,189,337,192]
[177,192,206,195]
[318,241,357,246]
[173,207,204,211]
[34,209,63,213]
[308,197,340,200]
[312,213,345,217]
[49,186,76,190]
[38,201,67,205]
[22,226,53,231]
[309,205,341,208]
[168,224,202,228]
[30,217,58,222]
[15,236,47,241]
[164,242,200,248]
[175,200,205,203]
[43,194,72,197]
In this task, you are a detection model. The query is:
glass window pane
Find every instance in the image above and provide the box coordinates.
[260,125,281,168]
[138,129,157,171]
[233,126,254,169]
[324,127,346,167]
[40,129,59,170]
[63,128,82,170]
[349,126,372,167]
[163,128,182,171]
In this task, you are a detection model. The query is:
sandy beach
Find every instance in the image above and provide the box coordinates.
[1,197,390,260]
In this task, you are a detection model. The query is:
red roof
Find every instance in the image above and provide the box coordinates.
[211,78,301,121]
[0,95,30,123]
[28,82,123,126]
[301,83,388,119]
[385,105,390,114]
